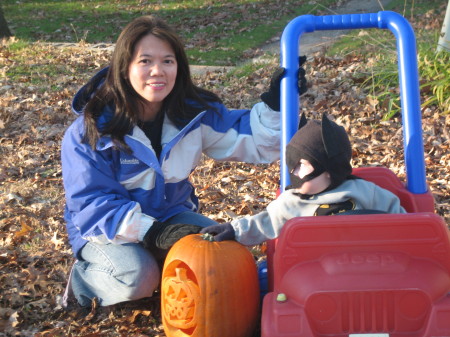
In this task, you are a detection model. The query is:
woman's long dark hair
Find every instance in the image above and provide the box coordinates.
[82,15,221,150]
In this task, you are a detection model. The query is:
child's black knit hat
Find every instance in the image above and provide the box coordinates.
[286,113,352,190]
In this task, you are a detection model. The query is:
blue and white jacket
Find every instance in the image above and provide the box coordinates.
[62,69,281,258]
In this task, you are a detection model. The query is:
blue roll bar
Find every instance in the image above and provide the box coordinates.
[280,11,427,194]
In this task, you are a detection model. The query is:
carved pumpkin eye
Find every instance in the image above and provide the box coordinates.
[161,234,260,337]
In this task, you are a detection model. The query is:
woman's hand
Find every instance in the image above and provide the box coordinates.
[260,55,308,111]
[143,222,201,250]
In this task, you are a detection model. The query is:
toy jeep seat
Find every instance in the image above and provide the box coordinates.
[262,213,450,337]
[352,167,435,213]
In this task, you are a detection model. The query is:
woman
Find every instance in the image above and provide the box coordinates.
[61,15,307,308]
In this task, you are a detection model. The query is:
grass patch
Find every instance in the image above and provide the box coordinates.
[3,39,31,51]
[3,0,335,65]
[325,0,449,117]
[327,0,444,57]
[420,50,450,114]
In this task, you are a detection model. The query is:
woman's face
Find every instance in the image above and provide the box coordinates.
[128,33,177,121]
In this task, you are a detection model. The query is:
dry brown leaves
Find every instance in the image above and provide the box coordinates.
[1,12,449,337]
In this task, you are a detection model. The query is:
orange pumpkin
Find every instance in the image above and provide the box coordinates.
[161,233,260,337]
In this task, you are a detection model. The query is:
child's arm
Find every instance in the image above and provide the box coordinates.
[202,191,306,245]
[200,210,276,245]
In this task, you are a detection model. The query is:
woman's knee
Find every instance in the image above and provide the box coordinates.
[112,245,161,299]
[75,242,161,304]
[125,261,160,297]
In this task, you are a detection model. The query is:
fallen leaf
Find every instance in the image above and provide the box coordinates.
[14,218,32,239]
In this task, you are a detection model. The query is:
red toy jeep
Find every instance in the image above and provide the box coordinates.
[262,11,450,337]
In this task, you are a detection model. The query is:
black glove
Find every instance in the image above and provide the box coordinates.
[143,221,201,251]
[200,223,235,242]
[260,55,308,111]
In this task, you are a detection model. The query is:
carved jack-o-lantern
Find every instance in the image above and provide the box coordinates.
[161,234,260,337]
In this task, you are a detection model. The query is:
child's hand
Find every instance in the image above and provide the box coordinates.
[200,223,235,241]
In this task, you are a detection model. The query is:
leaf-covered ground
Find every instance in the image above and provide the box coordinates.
[1,7,449,337]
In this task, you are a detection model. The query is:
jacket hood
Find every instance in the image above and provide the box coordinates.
[72,67,109,116]
[71,67,115,132]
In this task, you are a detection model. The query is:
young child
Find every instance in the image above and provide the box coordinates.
[201,113,406,245]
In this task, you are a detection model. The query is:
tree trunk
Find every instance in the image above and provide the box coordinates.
[0,6,12,38]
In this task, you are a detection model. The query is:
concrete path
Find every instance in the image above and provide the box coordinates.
[260,0,393,55]
[190,0,393,75]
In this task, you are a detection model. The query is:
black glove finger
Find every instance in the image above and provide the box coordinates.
[298,55,308,95]
[261,67,284,111]
[213,226,235,242]
[298,67,306,78]
[203,223,235,242]
[299,55,307,66]
[298,67,307,95]
[200,224,227,235]
[270,67,285,87]
[200,223,235,241]
[199,227,210,234]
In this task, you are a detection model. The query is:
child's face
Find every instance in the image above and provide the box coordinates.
[292,159,331,195]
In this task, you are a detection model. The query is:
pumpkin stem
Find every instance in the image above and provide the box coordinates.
[201,233,215,242]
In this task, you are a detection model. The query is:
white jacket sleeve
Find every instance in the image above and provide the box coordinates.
[231,191,309,246]
[201,102,280,164]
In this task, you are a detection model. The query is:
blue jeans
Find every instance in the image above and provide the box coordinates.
[68,211,217,307]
